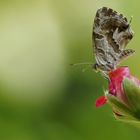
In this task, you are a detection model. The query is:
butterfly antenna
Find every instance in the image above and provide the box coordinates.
[70,62,93,66]
[70,62,93,72]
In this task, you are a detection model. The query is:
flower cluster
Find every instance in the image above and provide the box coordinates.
[95,67,140,123]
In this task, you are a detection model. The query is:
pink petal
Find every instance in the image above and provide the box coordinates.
[108,67,131,103]
[95,96,107,108]
[109,67,130,80]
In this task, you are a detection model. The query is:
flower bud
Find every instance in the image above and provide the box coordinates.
[95,67,140,123]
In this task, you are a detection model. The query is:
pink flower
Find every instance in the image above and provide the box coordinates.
[95,67,140,108]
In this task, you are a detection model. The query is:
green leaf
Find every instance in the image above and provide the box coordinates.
[113,113,139,122]
[123,78,140,119]
[106,93,136,121]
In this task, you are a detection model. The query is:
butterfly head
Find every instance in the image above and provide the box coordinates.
[93,63,109,73]
[93,63,109,79]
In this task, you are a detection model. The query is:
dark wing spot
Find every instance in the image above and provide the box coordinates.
[123,17,127,22]
[96,12,100,18]
[119,14,123,18]
[128,33,133,39]
[93,32,104,39]
[109,52,117,61]
[106,63,114,70]
[118,24,129,32]
[113,10,117,14]
[107,8,113,15]
[97,48,105,54]
[111,10,117,16]
[94,17,100,26]
[120,49,135,59]
[102,7,108,13]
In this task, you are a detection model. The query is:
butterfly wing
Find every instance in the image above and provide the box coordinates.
[93,7,134,72]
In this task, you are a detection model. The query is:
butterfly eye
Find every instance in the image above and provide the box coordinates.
[93,63,99,71]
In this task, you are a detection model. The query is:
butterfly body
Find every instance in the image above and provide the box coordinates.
[93,7,134,74]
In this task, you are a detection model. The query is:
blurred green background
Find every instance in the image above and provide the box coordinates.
[0,0,139,140]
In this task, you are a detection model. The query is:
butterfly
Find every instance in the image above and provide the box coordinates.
[93,7,135,76]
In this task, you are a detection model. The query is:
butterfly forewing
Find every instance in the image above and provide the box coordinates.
[93,7,135,74]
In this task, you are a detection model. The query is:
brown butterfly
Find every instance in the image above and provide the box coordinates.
[93,7,135,76]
